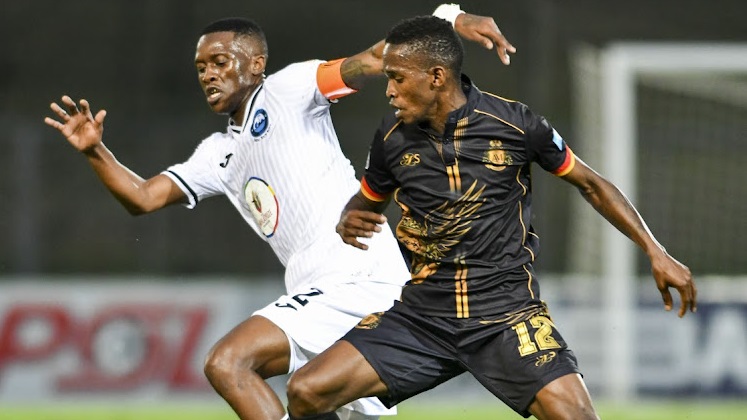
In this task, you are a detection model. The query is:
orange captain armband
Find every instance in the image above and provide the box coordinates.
[360,177,388,203]
[317,58,358,101]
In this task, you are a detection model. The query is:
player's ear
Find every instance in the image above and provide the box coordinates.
[430,66,447,87]
[251,55,266,76]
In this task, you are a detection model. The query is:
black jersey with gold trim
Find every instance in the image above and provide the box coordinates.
[362,75,575,319]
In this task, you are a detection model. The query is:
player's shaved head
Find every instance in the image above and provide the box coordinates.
[201,17,268,56]
[385,15,463,77]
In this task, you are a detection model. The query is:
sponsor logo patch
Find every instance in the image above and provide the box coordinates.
[250,108,270,139]
[244,177,279,237]
[399,153,421,166]
[552,128,564,151]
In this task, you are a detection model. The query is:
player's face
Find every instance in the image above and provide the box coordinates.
[195,32,265,119]
[382,43,438,125]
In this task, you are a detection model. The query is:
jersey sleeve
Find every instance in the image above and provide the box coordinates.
[316,58,358,101]
[524,107,576,176]
[268,59,356,113]
[360,119,399,201]
[162,134,224,209]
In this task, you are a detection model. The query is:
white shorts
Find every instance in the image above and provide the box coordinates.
[253,281,402,417]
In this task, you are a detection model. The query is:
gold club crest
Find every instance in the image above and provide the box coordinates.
[355,312,384,329]
[483,140,513,171]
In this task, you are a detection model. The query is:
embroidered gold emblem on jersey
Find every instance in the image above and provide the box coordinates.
[355,312,384,329]
[395,181,486,283]
[483,140,513,171]
[400,153,421,166]
[244,177,279,238]
[535,351,557,367]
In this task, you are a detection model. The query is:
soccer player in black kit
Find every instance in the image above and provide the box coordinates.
[285,15,697,420]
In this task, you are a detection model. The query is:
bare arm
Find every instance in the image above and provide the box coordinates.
[560,157,697,317]
[336,191,390,250]
[340,12,516,90]
[44,95,186,215]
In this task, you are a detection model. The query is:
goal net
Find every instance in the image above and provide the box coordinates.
[567,43,747,400]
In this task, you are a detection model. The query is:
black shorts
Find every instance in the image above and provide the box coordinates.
[342,300,580,418]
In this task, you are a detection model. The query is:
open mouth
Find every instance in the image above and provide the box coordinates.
[206,86,222,104]
[389,101,403,117]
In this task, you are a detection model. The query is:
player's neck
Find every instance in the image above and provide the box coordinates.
[428,87,467,133]
[230,82,264,123]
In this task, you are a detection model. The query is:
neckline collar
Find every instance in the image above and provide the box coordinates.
[228,82,265,135]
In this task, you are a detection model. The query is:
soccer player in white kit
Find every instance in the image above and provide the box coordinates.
[43,6,515,420]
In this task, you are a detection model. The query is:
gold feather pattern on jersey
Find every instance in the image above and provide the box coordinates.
[397,180,486,283]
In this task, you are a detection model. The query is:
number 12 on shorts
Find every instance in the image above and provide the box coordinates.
[511,315,562,357]
[274,288,324,311]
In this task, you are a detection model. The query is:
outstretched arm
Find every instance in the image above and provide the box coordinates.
[340,7,516,90]
[560,157,697,317]
[44,95,186,215]
[336,191,390,251]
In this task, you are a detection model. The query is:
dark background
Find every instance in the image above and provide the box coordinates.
[2,0,746,276]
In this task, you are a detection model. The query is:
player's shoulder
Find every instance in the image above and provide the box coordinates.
[475,89,538,133]
[192,130,229,151]
[477,89,530,117]
[374,113,411,142]
[204,130,230,144]
[266,59,325,88]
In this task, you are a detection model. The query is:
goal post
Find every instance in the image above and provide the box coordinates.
[571,42,747,401]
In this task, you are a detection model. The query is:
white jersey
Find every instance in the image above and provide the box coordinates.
[164,60,408,294]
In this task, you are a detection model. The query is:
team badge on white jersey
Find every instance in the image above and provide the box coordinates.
[244,177,279,237]
[250,108,270,140]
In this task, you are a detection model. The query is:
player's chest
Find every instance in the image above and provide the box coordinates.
[387,134,529,187]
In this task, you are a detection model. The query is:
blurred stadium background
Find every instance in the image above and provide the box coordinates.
[2,0,747,418]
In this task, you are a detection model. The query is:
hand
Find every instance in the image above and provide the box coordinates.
[650,251,697,317]
[336,210,387,250]
[44,95,107,154]
[455,13,516,65]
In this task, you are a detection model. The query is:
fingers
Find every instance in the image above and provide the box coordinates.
[48,95,81,124]
[336,225,370,250]
[80,99,93,119]
[79,98,105,123]
[45,100,71,131]
[690,281,698,313]
[492,33,516,65]
[660,288,673,313]
[43,116,63,130]
[336,210,386,251]
[660,280,698,318]
[499,45,516,65]
[677,294,688,318]
[677,281,698,317]
[61,95,80,116]
[50,102,70,121]
[95,109,107,124]
[457,15,516,66]
[480,19,516,65]
[337,219,382,239]
[342,236,369,251]
[47,96,104,125]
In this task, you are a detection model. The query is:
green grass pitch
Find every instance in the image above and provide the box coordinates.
[2,400,746,420]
